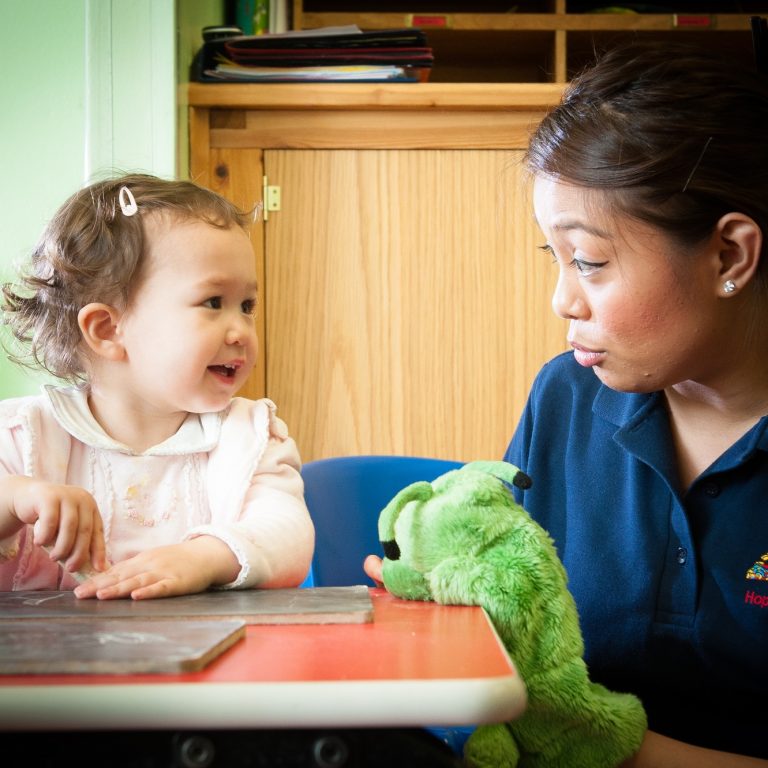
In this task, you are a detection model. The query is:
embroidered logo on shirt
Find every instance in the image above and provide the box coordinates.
[745,552,768,581]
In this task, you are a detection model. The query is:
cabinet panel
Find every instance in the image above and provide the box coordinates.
[263,148,567,462]
[188,84,567,461]
[197,146,267,403]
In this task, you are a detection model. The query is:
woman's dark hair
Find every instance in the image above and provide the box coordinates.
[526,41,768,269]
[1,173,250,382]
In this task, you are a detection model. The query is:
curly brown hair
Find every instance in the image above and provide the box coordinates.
[1,173,250,382]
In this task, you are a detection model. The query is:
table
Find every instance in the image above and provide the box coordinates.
[1,589,526,767]
[1,589,526,732]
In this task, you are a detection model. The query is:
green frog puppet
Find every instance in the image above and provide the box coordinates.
[378,460,647,768]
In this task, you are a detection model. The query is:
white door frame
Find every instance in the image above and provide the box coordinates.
[84,0,176,181]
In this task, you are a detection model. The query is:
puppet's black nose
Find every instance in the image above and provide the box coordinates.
[513,470,532,490]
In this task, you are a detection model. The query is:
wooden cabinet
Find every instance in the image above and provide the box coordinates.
[291,1,759,83]
[188,82,568,462]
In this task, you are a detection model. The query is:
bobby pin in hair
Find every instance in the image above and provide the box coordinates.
[118,186,138,217]
[682,136,712,194]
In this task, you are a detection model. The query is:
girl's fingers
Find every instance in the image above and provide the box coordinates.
[31,506,59,549]
[51,497,81,564]
[67,515,96,574]
[88,511,109,572]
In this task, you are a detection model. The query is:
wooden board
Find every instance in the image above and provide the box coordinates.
[0,586,373,625]
[0,618,245,675]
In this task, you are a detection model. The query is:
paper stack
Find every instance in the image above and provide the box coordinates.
[192,25,434,83]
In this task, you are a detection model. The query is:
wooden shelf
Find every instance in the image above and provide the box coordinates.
[186,82,565,155]
[298,12,753,32]
[187,81,565,111]
[290,3,758,82]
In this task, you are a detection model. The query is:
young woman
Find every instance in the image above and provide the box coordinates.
[366,40,768,765]
[511,40,768,765]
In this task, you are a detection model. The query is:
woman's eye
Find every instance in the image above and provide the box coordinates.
[203,297,222,309]
[539,244,605,275]
[537,244,556,262]
[570,258,606,276]
[241,298,256,315]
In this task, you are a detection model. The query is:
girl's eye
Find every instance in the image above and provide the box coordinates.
[570,257,606,276]
[203,297,222,309]
[241,298,256,315]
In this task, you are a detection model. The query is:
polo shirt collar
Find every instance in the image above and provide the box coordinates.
[591,382,768,476]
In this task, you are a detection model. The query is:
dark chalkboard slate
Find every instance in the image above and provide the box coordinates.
[0,586,373,625]
[0,618,245,674]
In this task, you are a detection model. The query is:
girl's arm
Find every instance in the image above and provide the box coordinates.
[0,474,27,540]
[197,425,314,589]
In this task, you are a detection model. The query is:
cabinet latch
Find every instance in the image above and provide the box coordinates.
[262,175,281,221]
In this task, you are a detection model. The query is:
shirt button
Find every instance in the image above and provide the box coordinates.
[677,548,688,565]
[702,481,720,497]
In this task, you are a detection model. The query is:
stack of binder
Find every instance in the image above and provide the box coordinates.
[192,26,434,83]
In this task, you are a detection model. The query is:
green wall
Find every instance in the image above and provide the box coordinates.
[0,0,87,398]
[0,0,224,400]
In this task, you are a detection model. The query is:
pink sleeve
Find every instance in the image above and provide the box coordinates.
[189,401,315,589]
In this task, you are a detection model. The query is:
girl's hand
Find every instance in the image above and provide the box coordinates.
[364,554,384,587]
[0,475,108,575]
[74,536,240,600]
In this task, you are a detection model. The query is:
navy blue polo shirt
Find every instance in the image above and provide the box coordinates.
[504,352,768,759]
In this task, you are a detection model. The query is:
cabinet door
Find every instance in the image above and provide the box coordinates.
[199,146,267,403]
[264,148,567,462]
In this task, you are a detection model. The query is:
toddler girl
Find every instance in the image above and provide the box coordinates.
[0,173,314,600]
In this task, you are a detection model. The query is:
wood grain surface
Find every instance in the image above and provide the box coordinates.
[0,586,373,625]
[0,618,245,675]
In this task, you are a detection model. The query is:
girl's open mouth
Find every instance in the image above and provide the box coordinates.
[208,364,237,378]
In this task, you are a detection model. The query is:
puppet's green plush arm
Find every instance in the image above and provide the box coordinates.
[378,480,435,601]
[380,558,432,601]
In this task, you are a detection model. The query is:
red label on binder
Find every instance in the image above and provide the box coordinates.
[674,15,712,28]
[410,14,450,28]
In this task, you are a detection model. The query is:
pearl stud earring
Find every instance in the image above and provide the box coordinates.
[723,280,736,294]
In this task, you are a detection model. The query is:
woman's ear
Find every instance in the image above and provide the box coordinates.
[715,213,763,294]
[77,303,126,361]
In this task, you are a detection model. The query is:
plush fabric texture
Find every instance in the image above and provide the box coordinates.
[379,460,647,768]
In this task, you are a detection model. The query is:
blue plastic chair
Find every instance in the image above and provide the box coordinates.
[299,454,475,753]
[300,455,463,588]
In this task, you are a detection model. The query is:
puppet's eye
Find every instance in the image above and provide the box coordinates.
[382,540,401,561]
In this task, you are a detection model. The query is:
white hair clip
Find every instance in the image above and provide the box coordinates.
[118,185,138,217]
